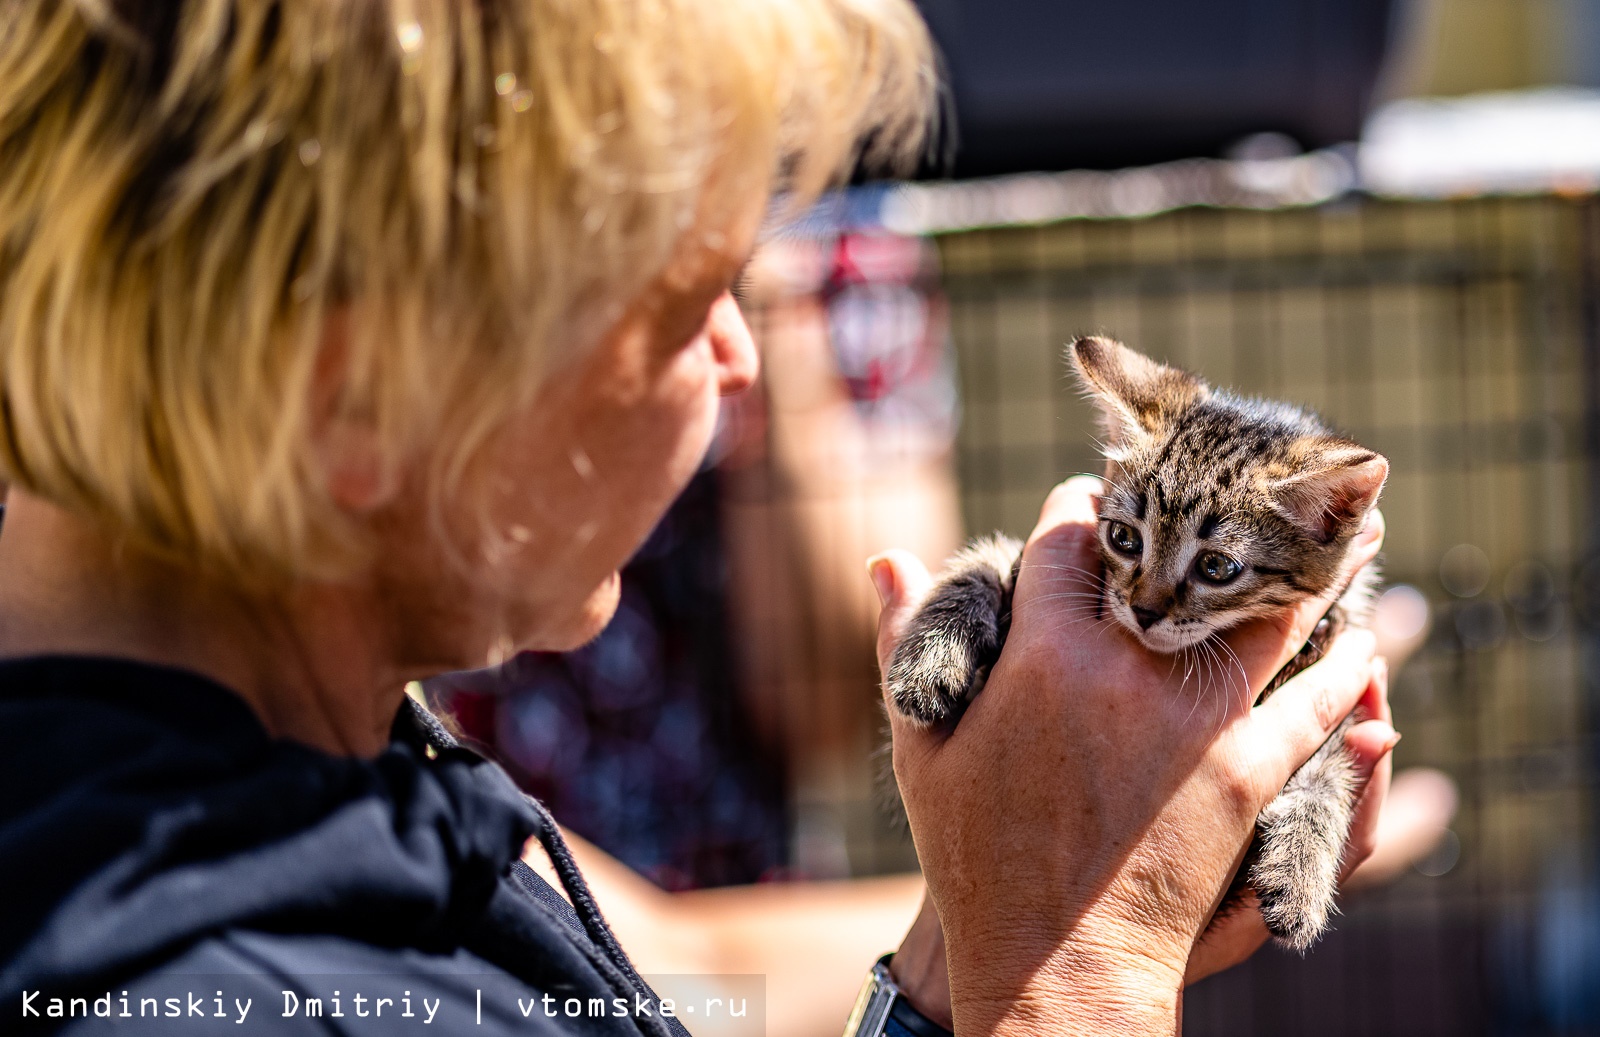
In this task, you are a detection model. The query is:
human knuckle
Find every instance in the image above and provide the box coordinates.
[1311,682,1342,733]
[1287,609,1323,651]
[1215,755,1265,817]
[1226,775,1265,824]
[1221,762,1253,800]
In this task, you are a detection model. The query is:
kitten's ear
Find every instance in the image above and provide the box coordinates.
[1271,444,1389,544]
[1068,337,1209,453]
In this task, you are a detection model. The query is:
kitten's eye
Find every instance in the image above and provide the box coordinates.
[1196,551,1243,584]
[1107,521,1142,557]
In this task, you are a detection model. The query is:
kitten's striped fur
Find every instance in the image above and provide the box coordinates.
[885,337,1387,951]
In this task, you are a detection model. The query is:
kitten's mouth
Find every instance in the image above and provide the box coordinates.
[1134,627,1209,654]
[1111,603,1211,654]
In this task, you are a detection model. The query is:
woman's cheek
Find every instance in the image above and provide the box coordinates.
[648,345,725,482]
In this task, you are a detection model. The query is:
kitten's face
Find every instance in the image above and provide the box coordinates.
[1070,337,1386,654]
[1094,462,1320,653]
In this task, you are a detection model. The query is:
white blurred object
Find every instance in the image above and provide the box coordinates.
[800,87,1600,239]
[876,150,1357,235]
[1376,583,1431,641]
[1361,88,1600,197]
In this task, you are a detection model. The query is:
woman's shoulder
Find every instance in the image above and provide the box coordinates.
[3,656,663,1037]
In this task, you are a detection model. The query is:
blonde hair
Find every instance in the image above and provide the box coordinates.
[0,0,933,585]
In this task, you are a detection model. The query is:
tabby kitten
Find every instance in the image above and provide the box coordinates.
[885,337,1387,951]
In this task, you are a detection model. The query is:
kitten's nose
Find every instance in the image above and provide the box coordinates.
[1133,606,1165,630]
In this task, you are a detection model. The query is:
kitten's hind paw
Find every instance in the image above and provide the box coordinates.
[1250,788,1350,952]
[1256,876,1335,954]
[1251,717,1361,952]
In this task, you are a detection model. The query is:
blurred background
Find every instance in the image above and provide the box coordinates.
[429,1,1600,1033]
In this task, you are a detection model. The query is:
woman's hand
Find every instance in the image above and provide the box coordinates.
[871,476,1392,1036]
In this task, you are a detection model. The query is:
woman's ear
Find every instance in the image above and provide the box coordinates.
[1068,336,1209,454]
[312,310,400,514]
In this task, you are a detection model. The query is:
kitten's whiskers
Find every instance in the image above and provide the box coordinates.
[1209,636,1251,702]
[1019,561,1111,590]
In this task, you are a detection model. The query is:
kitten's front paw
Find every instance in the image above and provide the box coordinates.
[884,535,1021,728]
[886,628,989,726]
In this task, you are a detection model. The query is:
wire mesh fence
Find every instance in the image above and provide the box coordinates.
[932,195,1600,1035]
[437,190,1600,1032]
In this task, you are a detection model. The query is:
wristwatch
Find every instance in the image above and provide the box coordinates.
[841,954,953,1037]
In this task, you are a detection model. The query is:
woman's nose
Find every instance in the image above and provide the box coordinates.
[707,291,759,395]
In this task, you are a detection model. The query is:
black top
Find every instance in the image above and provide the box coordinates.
[0,656,692,1036]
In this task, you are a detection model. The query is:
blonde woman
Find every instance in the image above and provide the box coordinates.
[0,3,1399,1036]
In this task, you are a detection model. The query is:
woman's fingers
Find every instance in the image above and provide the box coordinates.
[1337,659,1399,876]
[1339,718,1398,870]
[875,476,1105,763]
[1249,628,1378,781]
[869,549,936,755]
[870,549,934,673]
[1224,509,1385,700]
[869,476,1102,677]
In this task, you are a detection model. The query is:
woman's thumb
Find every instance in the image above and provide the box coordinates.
[868,549,934,675]
[869,549,941,763]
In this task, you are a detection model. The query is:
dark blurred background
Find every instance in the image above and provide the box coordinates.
[915,0,1396,175]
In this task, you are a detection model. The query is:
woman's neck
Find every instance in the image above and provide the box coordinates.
[0,490,406,757]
